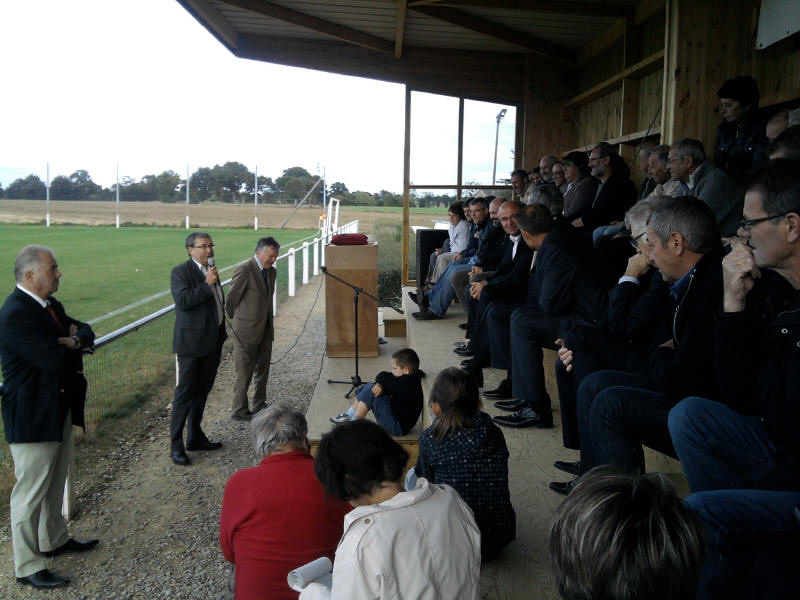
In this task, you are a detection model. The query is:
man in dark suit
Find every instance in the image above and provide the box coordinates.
[0,245,98,589]
[225,237,279,421]
[170,232,226,466]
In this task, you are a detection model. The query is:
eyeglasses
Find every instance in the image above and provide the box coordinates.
[588,156,601,163]
[192,244,215,250]
[739,213,787,232]
[666,157,682,164]
[629,231,647,249]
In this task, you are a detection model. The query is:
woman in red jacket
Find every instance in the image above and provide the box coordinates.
[220,405,351,600]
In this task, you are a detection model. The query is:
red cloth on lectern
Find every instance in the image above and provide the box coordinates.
[219,450,351,600]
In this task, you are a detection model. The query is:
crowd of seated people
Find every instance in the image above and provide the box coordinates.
[401,73,800,598]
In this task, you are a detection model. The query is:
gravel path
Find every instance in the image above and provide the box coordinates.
[0,276,327,599]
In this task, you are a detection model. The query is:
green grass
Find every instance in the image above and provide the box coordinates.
[0,224,317,336]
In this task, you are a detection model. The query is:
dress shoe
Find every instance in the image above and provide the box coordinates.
[413,309,441,320]
[231,411,253,421]
[460,359,472,367]
[171,448,190,466]
[549,478,579,496]
[493,408,553,428]
[458,323,468,330]
[186,439,223,451]
[482,380,512,399]
[493,398,528,412]
[553,460,581,476]
[17,569,69,589]
[42,538,99,557]
[407,291,429,308]
[460,363,483,387]
[453,345,473,357]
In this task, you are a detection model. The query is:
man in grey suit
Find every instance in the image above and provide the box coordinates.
[225,237,280,420]
[170,232,226,466]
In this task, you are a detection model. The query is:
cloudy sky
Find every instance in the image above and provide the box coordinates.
[0,0,516,194]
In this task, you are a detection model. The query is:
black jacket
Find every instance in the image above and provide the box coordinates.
[648,248,723,405]
[374,369,426,435]
[461,218,488,260]
[171,259,227,357]
[713,269,800,491]
[484,235,534,302]
[474,221,506,270]
[526,221,607,327]
[580,173,638,230]
[713,117,768,182]
[0,288,94,443]
[606,269,670,346]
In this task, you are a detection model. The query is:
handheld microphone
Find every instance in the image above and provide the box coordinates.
[207,256,216,269]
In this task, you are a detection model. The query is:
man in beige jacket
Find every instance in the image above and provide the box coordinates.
[225,237,280,420]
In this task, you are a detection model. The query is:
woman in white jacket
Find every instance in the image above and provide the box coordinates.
[301,419,481,600]
[428,202,470,284]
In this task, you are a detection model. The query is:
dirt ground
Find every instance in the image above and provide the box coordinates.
[0,200,440,231]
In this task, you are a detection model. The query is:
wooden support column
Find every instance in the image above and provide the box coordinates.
[660,0,679,143]
[457,98,464,202]
[402,86,412,285]
[619,77,640,163]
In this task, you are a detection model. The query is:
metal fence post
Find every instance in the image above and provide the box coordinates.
[288,249,296,297]
[302,242,309,285]
[313,237,319,275]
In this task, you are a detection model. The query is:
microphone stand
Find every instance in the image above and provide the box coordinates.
[320,266,404,398]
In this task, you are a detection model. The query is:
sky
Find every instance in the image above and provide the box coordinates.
[0,0,516,195]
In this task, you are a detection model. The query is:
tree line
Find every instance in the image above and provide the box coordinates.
[0,163,459,208]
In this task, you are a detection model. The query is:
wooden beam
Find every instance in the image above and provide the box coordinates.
[564,50,665,109]
[409,1,633,19]
[395,0,408,58]
[177,0,239,49]
[411,5,576,62]
[634,0,666,26]
[562,126,662,154]
[402,86,412,285]
[576,17,626,65]
[219,0,394,54]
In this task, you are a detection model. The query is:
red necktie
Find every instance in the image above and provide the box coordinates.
[46,305,66,334]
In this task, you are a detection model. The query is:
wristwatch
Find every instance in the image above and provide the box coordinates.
[71,336,80,348]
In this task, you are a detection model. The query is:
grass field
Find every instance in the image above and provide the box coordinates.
[0,224,317,336]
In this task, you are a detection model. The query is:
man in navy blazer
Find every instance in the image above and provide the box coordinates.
[170,232,227,466]
[0,245,97,589]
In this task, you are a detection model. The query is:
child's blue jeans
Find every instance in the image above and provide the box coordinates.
[355,383,405,435]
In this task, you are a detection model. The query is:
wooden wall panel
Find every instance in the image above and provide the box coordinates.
[576,41,624,92]
[576,90,622,145]
[639,13,666,60]
[637,69,664,130]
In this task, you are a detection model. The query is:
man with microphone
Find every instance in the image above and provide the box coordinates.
[225,237,280,421]
[169,232,226,466]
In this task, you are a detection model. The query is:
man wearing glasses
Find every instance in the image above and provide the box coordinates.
[169,232,226,466]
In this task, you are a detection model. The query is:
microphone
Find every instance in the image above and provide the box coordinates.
[207,256,215,269]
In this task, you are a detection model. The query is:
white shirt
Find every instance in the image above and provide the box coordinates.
[300,479,481,600]
[449,219,471,254]
[510,234,521,259]
[16,284,47,308]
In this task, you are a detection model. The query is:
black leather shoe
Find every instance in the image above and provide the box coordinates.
[460,359,471,367]
[186,439,223,451]
[171,448,190,466]
[231,411,252,422]
[413,309,441,320]
[483,380,512,399]
[42,538,99,557]
[17,569,69,589]
[493,398,527,412]
[407,291,429,308]
[453,345,473,356]
[493,408,553,428]
[549,478,579,496]
[458,323,468,330]
[554,460,581,476]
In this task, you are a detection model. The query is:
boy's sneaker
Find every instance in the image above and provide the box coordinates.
[329,412,350,425]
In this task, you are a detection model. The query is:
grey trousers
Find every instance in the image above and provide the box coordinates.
[9,413,73,577]
[232,330,273,416]
[451,269,495,315]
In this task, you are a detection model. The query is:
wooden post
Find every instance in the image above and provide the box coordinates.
[402,85,412,285]
[457,97,464,202]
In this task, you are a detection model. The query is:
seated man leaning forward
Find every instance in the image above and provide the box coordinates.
[550,466,705,600]
[220,405,351,600]
[330,348,425,436]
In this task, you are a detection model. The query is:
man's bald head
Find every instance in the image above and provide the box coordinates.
[498,200,523,236]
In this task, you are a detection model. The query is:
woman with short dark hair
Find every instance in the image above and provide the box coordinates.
[302,419,481,600]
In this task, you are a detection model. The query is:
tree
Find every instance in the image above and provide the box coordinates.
[329,181,350,198]
[189,167,214,202]
[0,183,4,198]
[5,175,46,200]
[49,175,75,200]
[209,162,252,203]
[275,166,319,205]
[156,171,181,202]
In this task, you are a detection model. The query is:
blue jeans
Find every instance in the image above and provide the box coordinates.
[668,397,778,493]
[687,489,800,600]
[355,383,404,435]
[576,370,673,474]
[592,224,624,246]
[426,259,472,316]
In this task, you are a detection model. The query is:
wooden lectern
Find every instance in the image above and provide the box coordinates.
[325,243,379,357]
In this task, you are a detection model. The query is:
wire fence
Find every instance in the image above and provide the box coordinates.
[0,220,359,514]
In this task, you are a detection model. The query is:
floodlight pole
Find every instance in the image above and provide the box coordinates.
[254,165,259,230]
[185,164,190,229]
[492,108,507,186]
[115,163,120,229]
[46,162,50,227]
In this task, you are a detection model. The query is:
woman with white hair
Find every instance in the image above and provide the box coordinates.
[220,405,351,600]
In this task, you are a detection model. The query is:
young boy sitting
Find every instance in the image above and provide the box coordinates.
[330,348,425,435]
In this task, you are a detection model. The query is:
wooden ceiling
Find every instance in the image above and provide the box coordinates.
[176,0,651,104]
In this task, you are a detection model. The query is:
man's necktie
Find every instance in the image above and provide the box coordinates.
[262,268,269,288]
[46,303,66,334]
